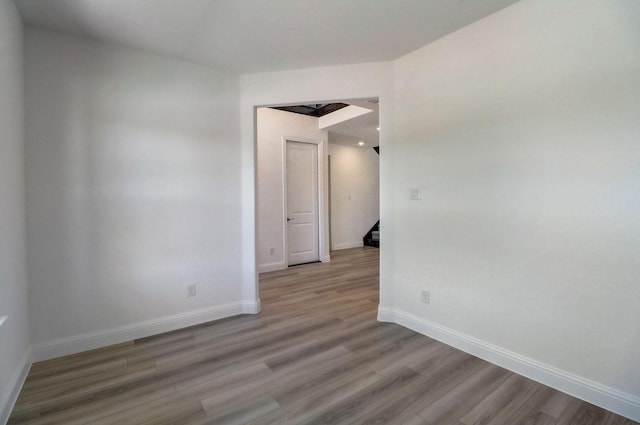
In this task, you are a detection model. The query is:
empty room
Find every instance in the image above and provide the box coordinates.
[1,0,639,424]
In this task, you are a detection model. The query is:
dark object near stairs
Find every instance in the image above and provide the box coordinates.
[363,145,380,248]
[363,221,379,248]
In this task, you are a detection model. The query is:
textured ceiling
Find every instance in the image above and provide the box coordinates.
[15,0,521,73]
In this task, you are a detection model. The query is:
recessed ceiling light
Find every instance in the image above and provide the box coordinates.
[358,141,365,146]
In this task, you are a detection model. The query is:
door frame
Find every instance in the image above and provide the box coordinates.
[281,136,329,266]
[245,89,387,314]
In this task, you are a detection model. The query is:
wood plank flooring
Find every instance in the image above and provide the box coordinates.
[8,247,638,424]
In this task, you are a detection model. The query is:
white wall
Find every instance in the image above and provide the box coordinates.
[328,136,380,250]
[239,61,393,309]
[0,1,31,422]
[24,28,246,360]
[385,0,640,419]
[13,0,638,419]
[256,107,328,272]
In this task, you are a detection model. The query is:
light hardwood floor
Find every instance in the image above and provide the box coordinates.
[8,247,638,424]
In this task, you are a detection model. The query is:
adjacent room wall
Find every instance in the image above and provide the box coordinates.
[386,0,640,419]
[328,135,380,250]
[24,28,245,360]
[256,107,328,272]
[0,0,31,421]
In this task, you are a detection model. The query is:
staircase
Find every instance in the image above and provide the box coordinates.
[363,145,380,248]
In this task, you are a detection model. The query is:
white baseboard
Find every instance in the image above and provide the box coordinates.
[378,307,640,423]
[321,254,331,263]
[0,349,32,425]
[32,302,245,362]
[257,261,286,273]
[332,241,364,250]
[242,300,261,314]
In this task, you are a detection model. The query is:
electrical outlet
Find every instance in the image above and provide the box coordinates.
[187,284,196,297]
[421,289,430,304]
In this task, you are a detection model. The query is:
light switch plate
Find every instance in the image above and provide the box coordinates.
[409,187,421,200]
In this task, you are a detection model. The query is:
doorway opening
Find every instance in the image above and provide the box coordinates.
[255,98,380,289]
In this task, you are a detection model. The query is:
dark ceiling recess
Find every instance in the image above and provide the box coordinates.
[271,103,348,117]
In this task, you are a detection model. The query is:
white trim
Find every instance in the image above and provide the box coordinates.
[242,300,261,314]
[0,349,32,425]
[32,303,245,362]
[332,241,364,250]
[281,136,289,266]
[257,261,287,273]
[321,254,331,263]
[378,307,640,423]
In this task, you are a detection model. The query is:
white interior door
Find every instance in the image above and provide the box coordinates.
[286,141,319,265]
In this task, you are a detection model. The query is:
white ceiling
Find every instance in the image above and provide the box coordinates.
[14,0,521,73]
[324,100,380,148]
